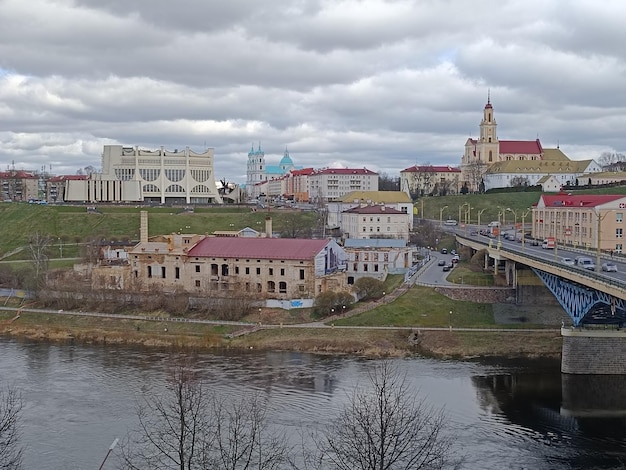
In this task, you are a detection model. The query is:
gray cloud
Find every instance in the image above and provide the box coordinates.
[0,0,625,181]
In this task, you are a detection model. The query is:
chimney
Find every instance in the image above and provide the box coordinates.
[140,211,148,243]
[265,216,272,238]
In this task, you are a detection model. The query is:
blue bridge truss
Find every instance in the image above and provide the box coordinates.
[532,269,626,326]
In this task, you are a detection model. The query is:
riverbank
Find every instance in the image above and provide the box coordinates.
[0,310,563,359]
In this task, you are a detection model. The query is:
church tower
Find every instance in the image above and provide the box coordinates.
[246,143,265,198]
[476,92,499,165]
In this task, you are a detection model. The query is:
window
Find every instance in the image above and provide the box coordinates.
[161,267,166,278]
[374,264,379,272]
[267,281,276,292]
[147,266,152,278]
[364,264,368,272]
[256,267,261,275]
[279,281,287,293]
[235,266,239,274]
[280,268,285,276]
[269,268,274,276]
[195,280,200,287]
[300,269,305,279]
[211,264,218,275]
[175,267,180,279]
[617,213,623,223]
[617,228,623,239]
[245,267,250,275]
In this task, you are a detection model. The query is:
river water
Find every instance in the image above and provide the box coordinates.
[1,338,626,469]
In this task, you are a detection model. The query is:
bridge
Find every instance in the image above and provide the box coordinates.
[455,231,626,374]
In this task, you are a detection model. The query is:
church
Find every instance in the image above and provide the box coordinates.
[462,96,556,191]
[246,144,299,198]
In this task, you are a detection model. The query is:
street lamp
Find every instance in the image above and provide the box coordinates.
[458,202,469,225]
[439,205,448,226]
[58,237,63,258]
[449,310,452,331]
[477,208,487,230]
[98,438,119,470]
[506,208,518,228]
[520,209,531,251]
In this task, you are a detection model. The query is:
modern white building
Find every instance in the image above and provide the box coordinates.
[309,168,378,202]
[65,145,223,204]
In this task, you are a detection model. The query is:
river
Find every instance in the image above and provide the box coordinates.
[1,338,626,469]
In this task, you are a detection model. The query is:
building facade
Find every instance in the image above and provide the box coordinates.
[0,170,39,202]
[532,194,626,253]
[341,205,410,241]
[343,238,415,284]
[400,165,461,197]
[65,145,222,204]
[308,168,378,202]
[246,145,299,198]
[326,191,413,230]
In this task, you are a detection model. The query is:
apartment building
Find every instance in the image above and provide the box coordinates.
[341,205,410,241]
[309,168,378,202]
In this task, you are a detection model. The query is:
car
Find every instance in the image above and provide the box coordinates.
[441,248,447,254]
[602,262,618,272]
[438,259,446,266]
[450,250,456,255]
[452,254,460,263]
[446,262,454,269]
[442,265,450,272]
[561,257,575,266]
[575,257,595,271]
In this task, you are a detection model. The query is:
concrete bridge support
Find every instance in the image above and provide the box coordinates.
[561,328,626,374]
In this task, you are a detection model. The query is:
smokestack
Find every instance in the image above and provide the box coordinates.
[265,216,272,238]
[140,211,148,243]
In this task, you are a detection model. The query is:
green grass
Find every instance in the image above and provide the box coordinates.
[334,285,494,328]
[383,274,404,293]
[446,264,494,286]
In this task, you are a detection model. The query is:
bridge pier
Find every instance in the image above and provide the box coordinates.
[561,327,626,374]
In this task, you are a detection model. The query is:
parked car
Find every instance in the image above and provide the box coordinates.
[441,248,447,254]
[442,265,450,272]
[446,262,454,269]
[560,257,575,266]
[438,259,446,266]
[602,262,618,272]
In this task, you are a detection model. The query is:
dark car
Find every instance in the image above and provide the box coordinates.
[441,248,447,254]
[442,265,450,272]
[438,260,446,266]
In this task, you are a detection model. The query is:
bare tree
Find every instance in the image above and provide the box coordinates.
[27,232,51,284]
[311,362,460,470]
[0,384,23,470]
[463,160,487,193]
[119,360,291,470]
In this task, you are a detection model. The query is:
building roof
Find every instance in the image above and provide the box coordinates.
[338,191,412,203]
[499,139,543,155]
[187,237,330,260]
[289,168,315,176]
[486,159,593,174]
[48,174,89,182]
[542,148,571,161]
[0,170,37,179]
[343,205,404,214]
[537,194,626,209]
[401,165,460,173]
[344,239,407,248]
[313,168,378,175]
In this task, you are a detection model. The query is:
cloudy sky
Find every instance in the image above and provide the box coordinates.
[1,0,625,183]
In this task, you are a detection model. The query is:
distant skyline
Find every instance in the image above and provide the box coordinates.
[1,0,625,183]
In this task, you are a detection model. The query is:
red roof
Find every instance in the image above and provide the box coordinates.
[289,168,315,176]
[344,205,404,214]
[540,194,625,208]
[48,174,89,182]
[401,165,460,173]
[499,139,543,155]
[187,237,330,260]
[0,170,37,179]
[314,168,378,175]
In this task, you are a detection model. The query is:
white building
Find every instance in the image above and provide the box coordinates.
[246,145,299,199]
[309,168,378,202]
[327,191,413,229]
[65,145,223,204]
[341,205,410,241]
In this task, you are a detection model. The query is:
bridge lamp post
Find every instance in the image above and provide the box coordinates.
[506,208,518,228]
[477,208,487,230]
[520,209,531,251]
[439,205,448,226]
[458,202,469,225]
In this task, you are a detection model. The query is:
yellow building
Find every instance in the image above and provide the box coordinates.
[533,194,626,253]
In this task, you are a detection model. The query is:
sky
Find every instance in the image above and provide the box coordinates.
[1,0,625,184]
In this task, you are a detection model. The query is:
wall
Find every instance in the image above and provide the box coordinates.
[561,329,626,374]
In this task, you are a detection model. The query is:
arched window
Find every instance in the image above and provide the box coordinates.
[165,184,185,193]
[143,184,159,193]
[267,281,276,293]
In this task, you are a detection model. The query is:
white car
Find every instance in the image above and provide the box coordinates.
[602,262,618,272]
[561,257,575,266]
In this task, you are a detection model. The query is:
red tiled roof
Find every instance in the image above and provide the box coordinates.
[0,170,37,179]
[48,175,89,182]
[343,205,404,214]
[499,139,543,155]
[540,194,625,208]
[314,168,378,175]
[187,237,330,260]
[401,165,461,173]
[290,168,315,176]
